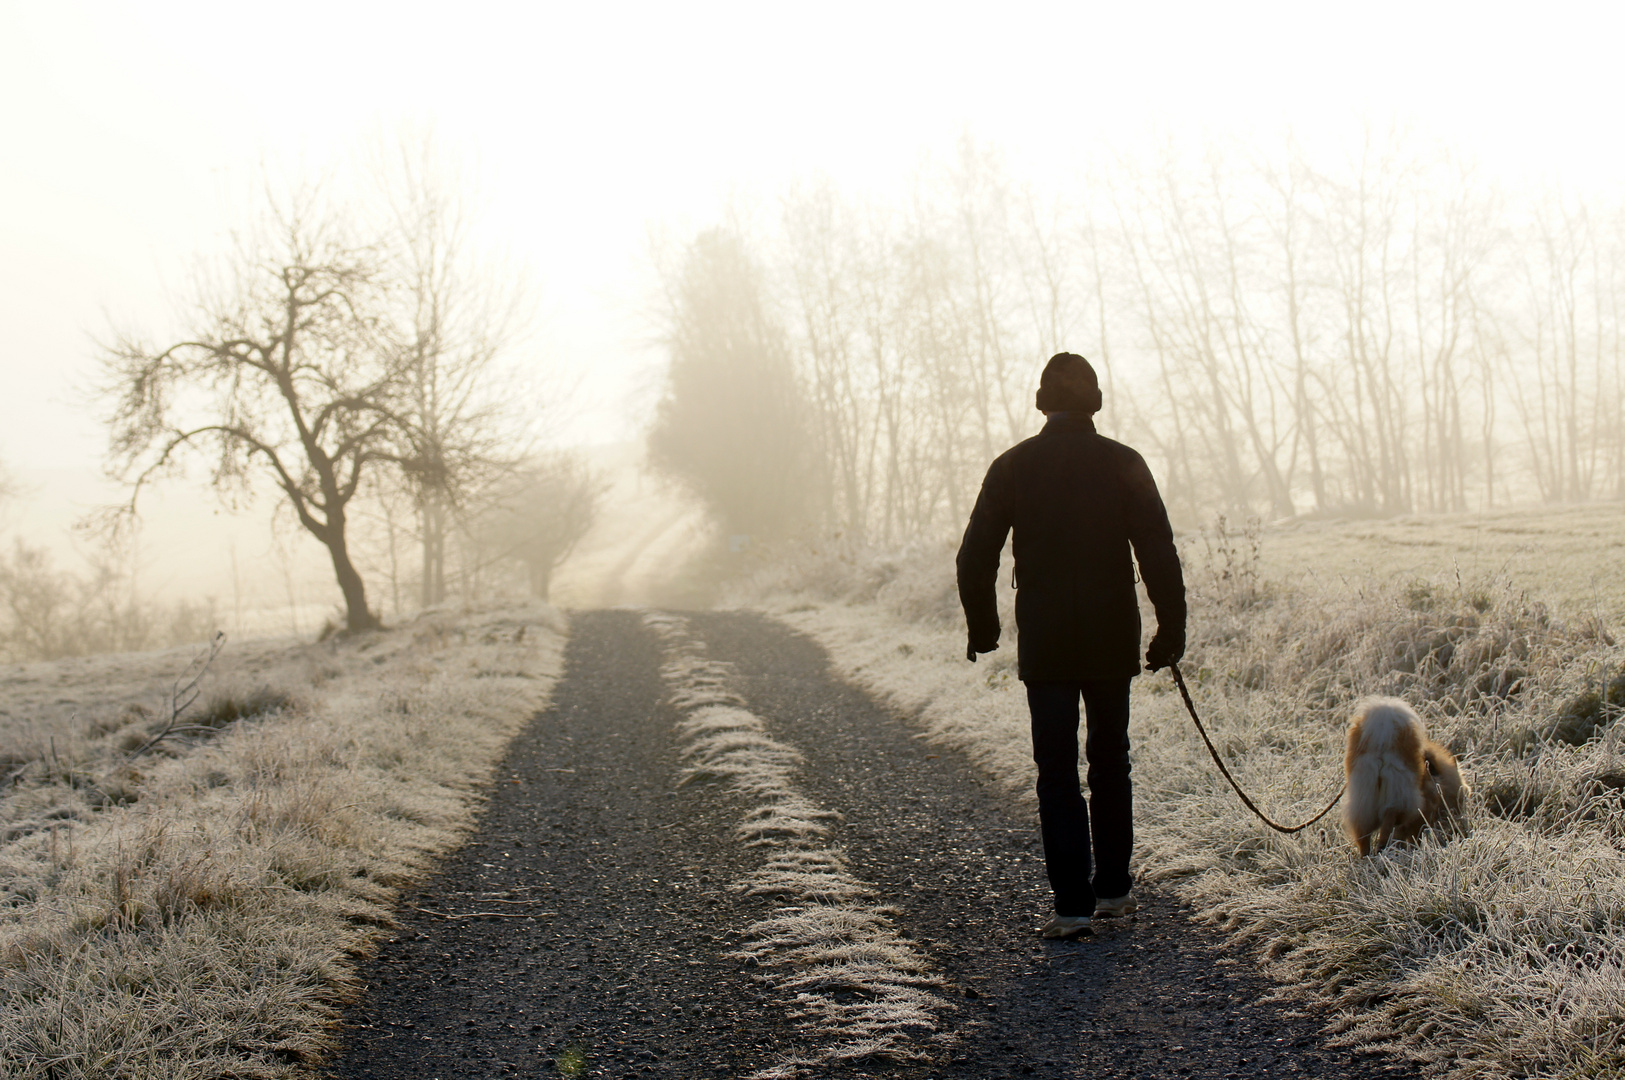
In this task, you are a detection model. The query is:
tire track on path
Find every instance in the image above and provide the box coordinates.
[645,613,947,1076]
[327,610,806,1079]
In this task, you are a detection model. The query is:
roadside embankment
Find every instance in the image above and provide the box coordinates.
[731,530,1625,1079]
[0,604,565,1079]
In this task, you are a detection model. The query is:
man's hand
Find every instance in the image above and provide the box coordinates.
[966,635,999,662]
[1145,628,1185,672]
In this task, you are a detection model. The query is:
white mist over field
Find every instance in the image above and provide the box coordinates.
[3,1,1623,635]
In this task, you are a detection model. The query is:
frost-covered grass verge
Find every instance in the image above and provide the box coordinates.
[729,531,1625,1079]
[644,612,945,1078]
[0,605,566,1079]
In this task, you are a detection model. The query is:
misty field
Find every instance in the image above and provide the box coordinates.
[0,605,564,1079]
[1259,503,1625,622]
[736,507,1625,1079]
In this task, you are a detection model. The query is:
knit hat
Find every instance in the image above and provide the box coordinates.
[1035,352,1102,414]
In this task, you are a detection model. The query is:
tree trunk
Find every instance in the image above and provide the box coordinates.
[325,518,380,633]
[527,559,551,602]
[420,490,447,608]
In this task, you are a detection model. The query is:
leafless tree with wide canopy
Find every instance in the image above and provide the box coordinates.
[103,194,404,633]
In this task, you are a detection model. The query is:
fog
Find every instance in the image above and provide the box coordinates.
[3,1,1623,653]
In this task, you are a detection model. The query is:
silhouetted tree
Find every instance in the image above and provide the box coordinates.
[103,196,399,633]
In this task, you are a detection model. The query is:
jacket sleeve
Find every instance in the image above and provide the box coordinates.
[1122,452,1186,638]
[956,456,1013,651]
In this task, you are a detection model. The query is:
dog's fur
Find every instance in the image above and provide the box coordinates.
[1343,697,1469,855]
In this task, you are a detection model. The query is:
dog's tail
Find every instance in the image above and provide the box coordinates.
[1349,697,1423,754]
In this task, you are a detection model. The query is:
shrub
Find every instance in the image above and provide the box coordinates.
[194,686,296,730]
[0,539,218,663]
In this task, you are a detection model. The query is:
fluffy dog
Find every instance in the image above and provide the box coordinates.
[1343,697,1469,855]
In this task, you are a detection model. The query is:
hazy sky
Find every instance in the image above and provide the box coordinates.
[4,0,1622,487]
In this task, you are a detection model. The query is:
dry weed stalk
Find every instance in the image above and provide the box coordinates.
[124,630,225,762]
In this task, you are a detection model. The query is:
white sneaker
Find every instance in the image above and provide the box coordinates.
[1093,892,1138,918]
[1039,915,1092,939]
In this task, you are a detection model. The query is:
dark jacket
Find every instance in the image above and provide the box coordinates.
[956,414,1186,681]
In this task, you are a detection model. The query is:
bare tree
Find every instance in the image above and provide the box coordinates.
[103,195,400,633]
[471,454,606,601]
[686,136,1624,542]
[1257,149,1322,512]
[783,181,875,540]
[376,137,530,608]
[1507,195,1625,504]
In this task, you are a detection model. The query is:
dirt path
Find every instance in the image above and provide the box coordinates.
[551,503,709,610]
[327,611,1418,1080]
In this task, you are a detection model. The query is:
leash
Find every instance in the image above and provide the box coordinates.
[1167,662,1345,834]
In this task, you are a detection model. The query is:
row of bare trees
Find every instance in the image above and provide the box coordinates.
[101,148,599,633]
[655,136,1625,540]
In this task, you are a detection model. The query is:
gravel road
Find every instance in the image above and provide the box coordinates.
[326,610,1418,1080]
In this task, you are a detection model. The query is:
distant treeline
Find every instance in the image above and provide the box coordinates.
[0,539,217,662]
[652,134,1624,540]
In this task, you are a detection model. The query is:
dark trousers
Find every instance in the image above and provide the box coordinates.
[1026,679,1134,916]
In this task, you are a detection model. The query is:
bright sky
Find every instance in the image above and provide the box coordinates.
[2,0,1621,566]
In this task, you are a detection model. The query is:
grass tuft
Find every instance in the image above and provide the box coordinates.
[648,612,947,1068]
[194,685,298,730]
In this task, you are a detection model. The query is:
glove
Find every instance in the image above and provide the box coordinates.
[966,634,999,662]
[1145,627,1186,672]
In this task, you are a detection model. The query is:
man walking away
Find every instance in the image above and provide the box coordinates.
[956,352,1186,940]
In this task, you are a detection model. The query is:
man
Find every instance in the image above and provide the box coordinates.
[956,352,1186,940]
